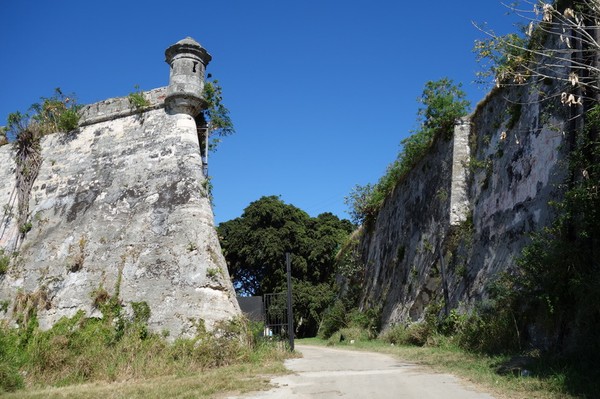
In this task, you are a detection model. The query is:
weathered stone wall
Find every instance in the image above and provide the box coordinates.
[359,83,569,329]
[0,89,240,337]
[358,134,454,324]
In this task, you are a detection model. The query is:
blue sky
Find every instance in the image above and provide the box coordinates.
[0,1,520,224]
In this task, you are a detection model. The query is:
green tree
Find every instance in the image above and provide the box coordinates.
[217,196,353,336]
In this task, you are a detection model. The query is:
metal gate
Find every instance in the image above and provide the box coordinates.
[236,254,294,351]
[263,292,288,338]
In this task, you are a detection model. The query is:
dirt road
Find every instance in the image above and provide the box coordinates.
[227,345,496,399]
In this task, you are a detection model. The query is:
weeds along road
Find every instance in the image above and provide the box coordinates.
[227,345,496,399]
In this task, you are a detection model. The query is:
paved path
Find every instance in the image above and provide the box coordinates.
[227,345,496,399]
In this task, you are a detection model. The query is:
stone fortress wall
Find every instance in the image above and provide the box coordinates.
[359,82,569,329]
[0,38,240,338]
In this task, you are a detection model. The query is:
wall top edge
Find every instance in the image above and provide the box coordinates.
[79,87,167,127]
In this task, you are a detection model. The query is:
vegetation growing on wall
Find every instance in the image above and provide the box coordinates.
[3,89,81,248]
[128,85,151,111]
[333,229,365,303]
[507,103,600,355]
[345,78,470,225]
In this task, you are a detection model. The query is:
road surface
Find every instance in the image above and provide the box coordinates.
[227,344,496,399]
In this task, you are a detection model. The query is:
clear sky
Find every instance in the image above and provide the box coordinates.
[0,1,521,225]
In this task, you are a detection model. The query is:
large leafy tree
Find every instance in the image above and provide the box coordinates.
[217,196,354,336]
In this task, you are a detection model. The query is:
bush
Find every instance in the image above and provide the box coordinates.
[320,302,382,341]
[380,322,433,347]
[318,300,347,339]
[128,85,150,111]
[340,327,370,342]
[453,308,520,354]
[346,307,381,338]
[0,328,24,392]
[448,277,521,355]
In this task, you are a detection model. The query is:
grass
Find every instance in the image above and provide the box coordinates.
[297,337,589,399]
[0,310,295,398]
[2,360,288,399]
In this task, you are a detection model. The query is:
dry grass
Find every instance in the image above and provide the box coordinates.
[3,360,288,399]
[0,310,294,397]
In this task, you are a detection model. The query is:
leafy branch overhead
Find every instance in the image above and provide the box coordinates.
[200,77,235,152]
[474,0,600,106]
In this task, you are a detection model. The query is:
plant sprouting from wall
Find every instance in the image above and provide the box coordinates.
[16,88,81,137]
[128,85,150,111]
[0,126,8,146]
[0,248,10,275]
[5,89,81,244]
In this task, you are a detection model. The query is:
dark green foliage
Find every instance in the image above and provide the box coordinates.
[218,196,354,337]
[218,196,353,296]
[318,300,347,339]
[292,281,336,337]
[19,222,32,234]
[346,79,469,224]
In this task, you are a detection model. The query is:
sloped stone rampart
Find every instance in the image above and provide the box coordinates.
[0,94,240,338]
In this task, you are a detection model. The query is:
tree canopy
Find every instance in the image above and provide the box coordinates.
[217,196,354,337]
